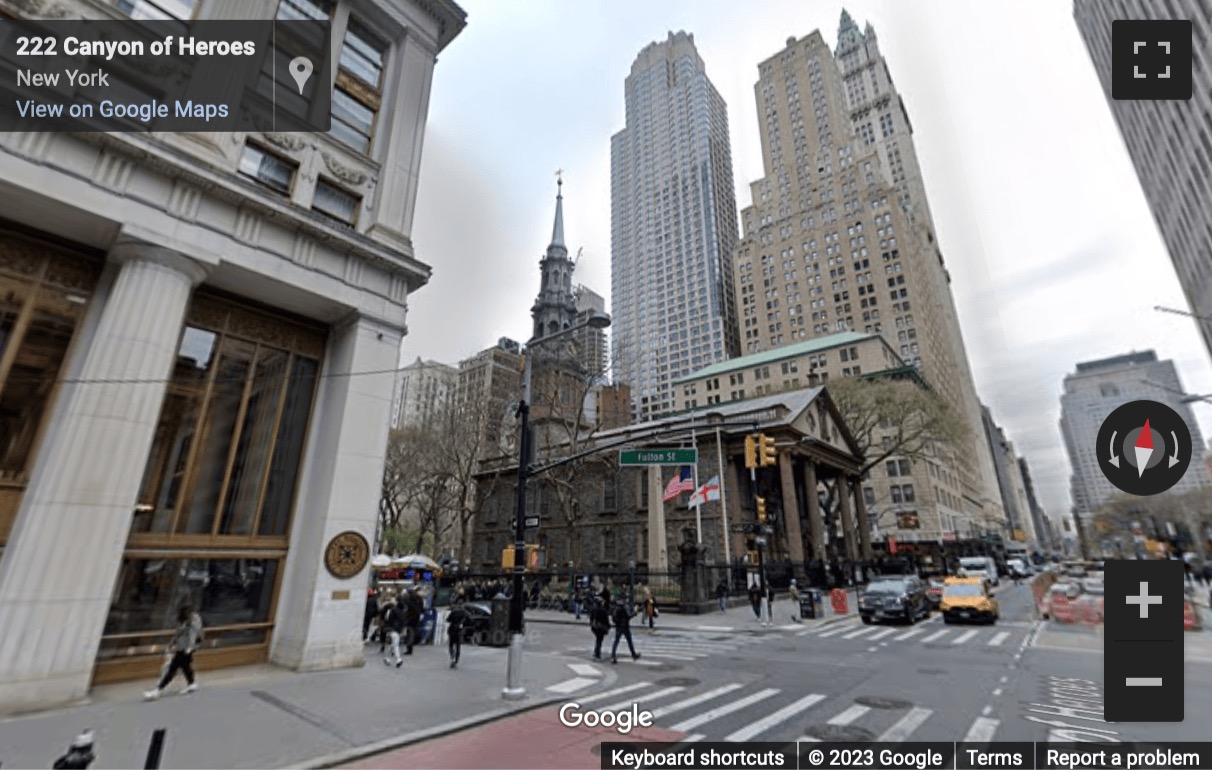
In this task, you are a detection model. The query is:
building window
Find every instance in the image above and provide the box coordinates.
[885,460,899,477]
[116,0,196,20]
[863,487,875,505]
[312,179,361,224]
[902,484,915,503]
[603,478,616,512]
[277,0,331,21]
[890,486,903,503]
[332,19,387,153]
[238,144,296,195]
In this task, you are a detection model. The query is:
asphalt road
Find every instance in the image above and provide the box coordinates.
[533,582,1212,745]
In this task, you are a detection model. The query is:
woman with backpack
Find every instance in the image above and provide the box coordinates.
[144,604,204,700]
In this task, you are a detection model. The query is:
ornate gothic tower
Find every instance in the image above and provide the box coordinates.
[531,177,578,340]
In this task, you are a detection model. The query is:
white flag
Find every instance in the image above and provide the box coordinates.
[688,476,721,507]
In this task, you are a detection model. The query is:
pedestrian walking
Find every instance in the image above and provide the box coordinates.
[382,598,407,667]
[610,600,641,664]
[404,588,424,654]
[144,604,204,700]
[589,597,610,659]
[716,579,729,613]
[788,579,801,623]
[764,584,775,627]
[642,585,656,631]
[363,588,380,643]
[446,600,468,669]
[600,585,612,608]
[748,582,762,621]
[377,590,395,653]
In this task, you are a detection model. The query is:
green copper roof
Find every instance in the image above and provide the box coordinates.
[674,331,878,384]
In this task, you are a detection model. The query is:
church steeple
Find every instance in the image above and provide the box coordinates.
[531,174,578,341]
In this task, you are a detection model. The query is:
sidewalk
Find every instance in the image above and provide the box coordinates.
[0,640,611,770]
[524,594,857,631]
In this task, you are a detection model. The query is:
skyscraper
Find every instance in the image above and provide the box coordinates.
[1059,351,1210,532]
[731,14,1004,540]
[611,31,740,421]
[392,357,458,430]
[574,285,610,378]
[1074,1,1212,362]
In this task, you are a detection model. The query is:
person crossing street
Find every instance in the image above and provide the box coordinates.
[446,599,468,669]
[382,598,407,668]
[610,599,641,664]
[589,597,610,660]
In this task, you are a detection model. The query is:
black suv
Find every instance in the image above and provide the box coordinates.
[859,576,931,625]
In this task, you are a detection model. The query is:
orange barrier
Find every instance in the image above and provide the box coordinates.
[830,588,849,614]
[1185,601,1203,631]
[1077,600,1101,625]
[1051,593,1075,622]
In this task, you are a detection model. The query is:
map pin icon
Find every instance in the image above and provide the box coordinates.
[289,56,313,95]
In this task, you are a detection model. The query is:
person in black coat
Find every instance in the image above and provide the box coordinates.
[382,600,407,668]
[589,598,611,660]
[610,601,641,664]
[446,600,468,669]
[748,583,762,620]
[404,589,424,654]
[363,590,380,644]
[716,580,729,613]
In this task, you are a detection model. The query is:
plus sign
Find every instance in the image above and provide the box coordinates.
[1126,581,1163,619]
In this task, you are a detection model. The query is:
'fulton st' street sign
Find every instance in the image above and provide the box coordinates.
[619,448,698,465]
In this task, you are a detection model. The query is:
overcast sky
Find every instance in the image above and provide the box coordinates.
[401,0,1212,528]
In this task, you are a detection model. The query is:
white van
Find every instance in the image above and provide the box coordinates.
[959,556,999,586]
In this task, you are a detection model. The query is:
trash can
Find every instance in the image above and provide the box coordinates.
[488,594,512,647]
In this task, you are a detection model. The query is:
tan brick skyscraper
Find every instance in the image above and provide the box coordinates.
[732,13,1005,542]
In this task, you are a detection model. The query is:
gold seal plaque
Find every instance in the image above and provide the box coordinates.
[324,530,369,579]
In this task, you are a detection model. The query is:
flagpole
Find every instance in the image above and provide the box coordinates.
[691,429,702,544]
[716,427,730,568]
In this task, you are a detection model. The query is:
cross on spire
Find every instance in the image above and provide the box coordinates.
[555,168,564,187]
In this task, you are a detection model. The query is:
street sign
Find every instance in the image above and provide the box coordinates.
[619,448,698,465]
[524,516,539,528]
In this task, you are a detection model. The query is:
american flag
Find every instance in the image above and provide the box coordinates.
[663,466,695,502]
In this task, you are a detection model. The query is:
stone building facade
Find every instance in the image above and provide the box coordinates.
[0,0,464,713]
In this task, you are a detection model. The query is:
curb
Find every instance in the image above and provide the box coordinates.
[293,657,618,770]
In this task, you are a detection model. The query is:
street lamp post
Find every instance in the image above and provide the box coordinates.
[503,312,610,701]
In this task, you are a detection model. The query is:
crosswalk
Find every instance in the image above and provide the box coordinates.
[573,628,771,663]
[800,617,1029,649]
[573,679,997,744]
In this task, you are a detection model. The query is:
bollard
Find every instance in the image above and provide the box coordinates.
[143,728,166,770]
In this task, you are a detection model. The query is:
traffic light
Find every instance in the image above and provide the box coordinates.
[756,496,767,524]
[759,433,777,467]
[744,434,758,469]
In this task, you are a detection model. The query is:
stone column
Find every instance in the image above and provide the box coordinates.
[852,476,873,560]
[802,461,825,560]
[837,477,858,562]
[270,314,402,671]
[646,467,668,570]
[778,452,805,579]
[366,32,438,248]
[724,458,745,567]
[0,241,206,714]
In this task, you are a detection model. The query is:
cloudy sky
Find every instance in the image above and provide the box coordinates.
[401,0,1212,527]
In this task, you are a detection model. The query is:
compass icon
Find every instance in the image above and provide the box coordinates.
[1096,399,1192,496]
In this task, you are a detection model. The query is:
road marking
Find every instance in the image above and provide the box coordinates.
[650,684,744,719]
[963,716,1000,743]
[991,688,1003,697]
[680,734,706,743]
[818,623,858,638]
[999,675,1009,684]
[695,626,733,631]
[725,693,827,741]
[568,663,602,677]
[921,630,949,643]
[639,652,699,661]
[869,628,899,640]
[776,624,803,631]
[577,682,651,704]
[894,628,924,641]
[798,736,821,742]
[843,626,879,639]
[669,688,780,732]
[546,677,598,694]
[981,705,993,717]
[867,646,878,652]
[633,659,664,666]
[877,707,933,742]
[600,686,685,713]
[797,630,811,636]
[952,630,980,645]
[988,632,1010,647]
[828,704,871,725]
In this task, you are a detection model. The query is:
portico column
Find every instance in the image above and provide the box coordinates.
[724,457,745,568]
[778,452,805,580]
[837,477,858,562]
[851,476,873,560]
[646,467,668,571]
[0,241,207,714]
[802,461,825,560]
[271,315,403,671]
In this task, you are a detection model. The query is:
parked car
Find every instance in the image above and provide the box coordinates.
[859,576,931,625]
[940,577,999,624]
[1040,582,1082,619]
[925,577,945,608]
[1006,558,1031,579]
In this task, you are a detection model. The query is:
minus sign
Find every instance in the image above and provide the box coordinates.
[1125,678,1163,686]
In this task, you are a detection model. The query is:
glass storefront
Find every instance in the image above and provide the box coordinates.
[98,291,325,679]
[0,231,102,545]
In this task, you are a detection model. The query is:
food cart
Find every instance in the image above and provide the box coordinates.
[371,554,442,644]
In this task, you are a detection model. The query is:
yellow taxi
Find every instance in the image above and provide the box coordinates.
[940,576,998,625]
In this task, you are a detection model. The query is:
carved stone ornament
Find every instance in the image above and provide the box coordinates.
[322,152,368,186]
[10,0,72,18]
[262,132,306,152]
[324,531,370,579]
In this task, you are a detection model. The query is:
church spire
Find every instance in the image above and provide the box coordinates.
[551,170,566,249]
